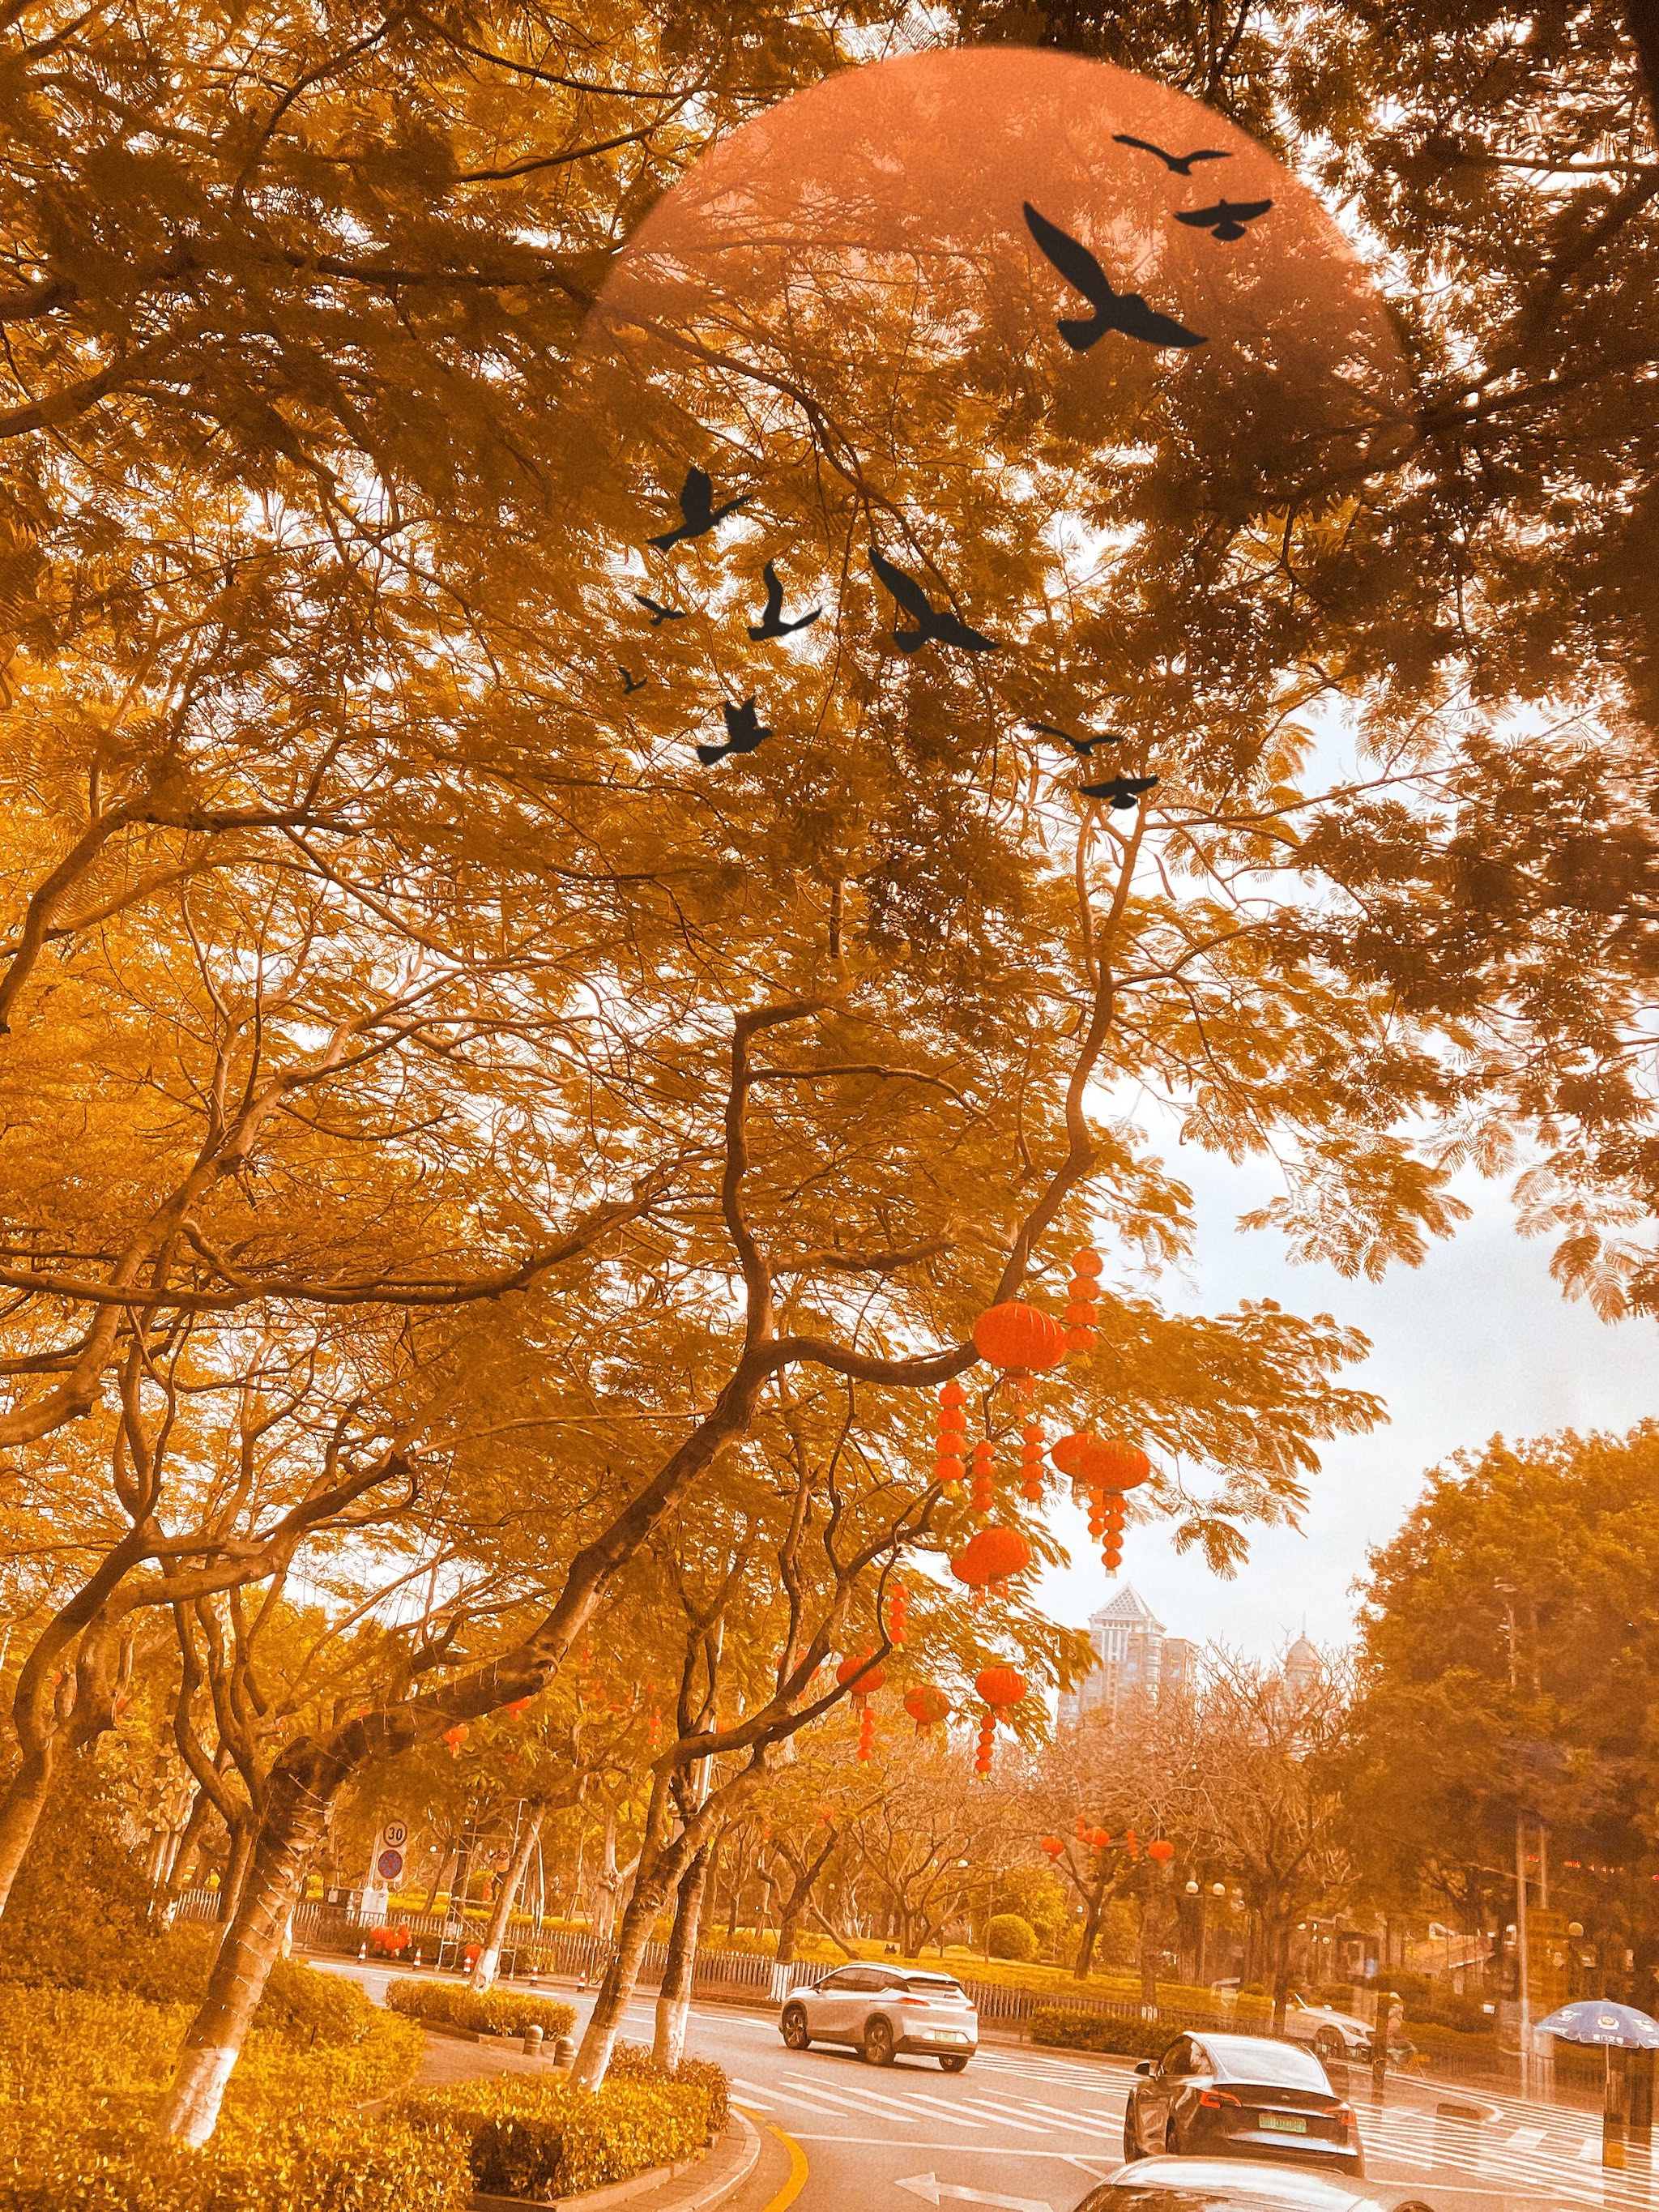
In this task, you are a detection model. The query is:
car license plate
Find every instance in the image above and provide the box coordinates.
[1260,2115,1308,2134]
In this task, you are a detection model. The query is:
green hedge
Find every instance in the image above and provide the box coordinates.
[0,2111,470,2212]
[404,2076,713,2199]
[1030,2006,1171,2059]
[0,1983,425,2143]
[383,1977,575,2040]
[607,2042,730,2133]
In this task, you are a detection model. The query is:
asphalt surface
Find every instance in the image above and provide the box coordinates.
[318,1959,1659,2212]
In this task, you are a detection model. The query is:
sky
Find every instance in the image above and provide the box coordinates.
[1036,1145,1658,1661]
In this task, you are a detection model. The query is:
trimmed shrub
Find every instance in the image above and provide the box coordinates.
[0,1983,424,2139]
[0,1764,163,1996]
[404,2076,712,2199]
[987,1915,1038,1962]
[607,2041,730,2133]
[0,2110,471,2212]
[383,1976,575,2040]
[1029,2006,1172,2059]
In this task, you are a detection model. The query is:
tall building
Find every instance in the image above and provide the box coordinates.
[1057,1585,1196,1726]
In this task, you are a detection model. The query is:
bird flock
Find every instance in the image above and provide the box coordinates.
[621,138,1274,812]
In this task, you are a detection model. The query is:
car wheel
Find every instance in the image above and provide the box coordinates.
[864,2015,896,2066]
[1314,2028,1346,2063]
[939,2053,969,2073]
[781,2005,810,2052]
[1122,2119,1140,2163]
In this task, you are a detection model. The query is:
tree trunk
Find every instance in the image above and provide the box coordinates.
[654,1845,710,2069]
[0,1745,56,1919]
[160,1761,331,2144]
[1269,1913,1291,2035]
[572,1851,677,2090]
[471,1808,544,1993]
[1075,1886,1104,1979]
[1625,0,1659,147]
[777,1903,801,1964]
[216,1816,254,1924]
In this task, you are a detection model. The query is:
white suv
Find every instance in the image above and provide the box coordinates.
[781,1964,979,2069]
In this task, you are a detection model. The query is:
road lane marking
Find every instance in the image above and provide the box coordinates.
[895,2171,1053,2212]
[776,2073,921,2124]
[900,2090,1002,2128]
[962,2089,1124,2129]
[761,2124,809,2212]
[731,2077,776,2108]
[777,2075,922,2123]
[783,2137,1131,2159]
[1505,2127,1546,2150]
[951,2099,1052,2135]
[738,2077,866,2119]
[782,2075,940,2123]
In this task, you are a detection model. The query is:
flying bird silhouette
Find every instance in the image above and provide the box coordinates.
[633,591,686,626]
[1026,717,1121,758]
[747,559,821,641]
[1175,197,1273,241]
[618,665,646,695]
[868,546,997,655]
[649,464,752,553]
[1080,772,1160,810]
[1021,204,1207,352]
[1113,134,1233,175]
[697,695,772,767]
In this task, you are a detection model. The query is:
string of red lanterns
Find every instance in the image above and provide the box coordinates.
[974,1663,1026,1776]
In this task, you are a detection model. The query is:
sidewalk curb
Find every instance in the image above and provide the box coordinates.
[470,2112,761,2212]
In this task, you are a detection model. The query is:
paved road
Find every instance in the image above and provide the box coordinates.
[316,1959,1659,2211]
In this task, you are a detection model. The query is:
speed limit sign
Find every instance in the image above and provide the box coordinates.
[379,1818,409,1851]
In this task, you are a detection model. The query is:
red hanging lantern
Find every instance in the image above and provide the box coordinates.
[1148,1838,1175,1864]
[975,1714,996,1777]
[1052,1433,1152,1491]
[1089,1825,1110,1850]
[936,1381,969,1489]
[975,1665,1027,1711]
[837,1653,886,1704]
[1040,1835,1066,1858]
[858,1706,876,1761]
[887,1582,907,1648]
[949,1525,1032,1596]
[972,1666,1026,1777]
[1064,1245,1105,1353]
[443,1723,469,1757]
[970,1437,996,1518]
[1018,1418,1046,1503]
[1076,1813,1089,1840]
[1125,1827,1141,1859]
[972,1301,1068,1377]
[903,1684,950,1736]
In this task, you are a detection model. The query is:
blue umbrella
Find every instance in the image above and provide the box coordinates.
[1537,2000,1659,2050]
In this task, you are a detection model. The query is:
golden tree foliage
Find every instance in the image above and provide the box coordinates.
[3,0,1644,2146]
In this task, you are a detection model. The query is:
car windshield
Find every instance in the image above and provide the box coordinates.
[1201,2037,1332,2089]
[902,1975,966,1996]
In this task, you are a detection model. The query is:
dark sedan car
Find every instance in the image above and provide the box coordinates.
[1076,2159,1435,2211]
[1122,2034,1364,2176]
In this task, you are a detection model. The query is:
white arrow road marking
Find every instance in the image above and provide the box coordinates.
[896,2171,1053,2212]
[1507,2128,1546,2150]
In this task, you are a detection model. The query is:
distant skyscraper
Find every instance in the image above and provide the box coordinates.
[1057,1586,1196,1726]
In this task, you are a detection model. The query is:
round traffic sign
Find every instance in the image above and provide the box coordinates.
[380,1819,409,1850]
[377,1848,404,1880]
